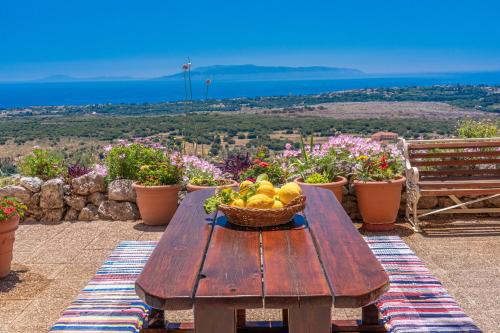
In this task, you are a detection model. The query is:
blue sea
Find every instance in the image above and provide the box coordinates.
[1,72,499,108]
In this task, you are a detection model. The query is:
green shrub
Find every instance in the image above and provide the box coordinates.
[105,144,167,181]
[137,159,183,186]
[457,119,498,138]
[304,173,329,184]
[0,158,17,177]
[19,149,65,180]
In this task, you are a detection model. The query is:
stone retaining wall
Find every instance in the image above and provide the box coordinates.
[1,176,497,223]
[0,172,139,222]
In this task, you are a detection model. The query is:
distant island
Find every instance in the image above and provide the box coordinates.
[157,64,364,81]
[34,65,365,83]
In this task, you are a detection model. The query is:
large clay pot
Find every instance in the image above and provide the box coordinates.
[294,176,348,204]
[0,215,19,278]
[186,179,239,193]
[133,184,181,226]
[354,177,406,231]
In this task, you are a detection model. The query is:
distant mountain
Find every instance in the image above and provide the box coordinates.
[36,75,136,82]
[156,64,364,81]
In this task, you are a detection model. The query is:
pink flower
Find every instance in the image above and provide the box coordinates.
[93,164,108,177]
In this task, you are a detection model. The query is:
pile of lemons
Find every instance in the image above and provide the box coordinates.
[231,179,302,209]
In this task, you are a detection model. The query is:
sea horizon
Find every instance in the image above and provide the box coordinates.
[1,71,500,108]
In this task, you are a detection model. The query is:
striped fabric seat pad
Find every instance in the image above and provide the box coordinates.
[365,236,482,333]
[50,241,157,333]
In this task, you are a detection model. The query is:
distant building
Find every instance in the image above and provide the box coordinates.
[371,131,399,142]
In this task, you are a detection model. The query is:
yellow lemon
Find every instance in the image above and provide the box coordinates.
[286,182,302,193]
[239,180,254,196]
[278,183,302,205]
[257,180,273,187]
[231,199,245,208]
[256,183,275,198]
[246,194,274,209]
[272,200,284,209]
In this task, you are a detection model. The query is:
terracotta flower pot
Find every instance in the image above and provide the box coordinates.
[294,176,348,204]
[0,215,19,279]
[133,184,181,226]
[354,177,406,231]
[186,179,239,193]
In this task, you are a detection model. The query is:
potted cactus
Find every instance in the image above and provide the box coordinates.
[0,197,26,278]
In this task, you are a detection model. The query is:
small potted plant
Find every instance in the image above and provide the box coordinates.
[184,155,238,192]
[133,154,184,226]
[282,141,349,203]
[352,149,405,231]
[0,197,26,278]
[240,148,287,185]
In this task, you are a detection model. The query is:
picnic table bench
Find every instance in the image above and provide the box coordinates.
[401,137,500,231]
[135,187,390,332]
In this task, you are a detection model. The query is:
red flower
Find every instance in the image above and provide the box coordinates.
[253,159,261,164]
[259,162,269,168]
[379,154,389,169]
[2,207,15,215]
[246,177,256,183]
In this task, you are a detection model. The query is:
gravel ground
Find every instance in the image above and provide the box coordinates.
[1,217,499,332]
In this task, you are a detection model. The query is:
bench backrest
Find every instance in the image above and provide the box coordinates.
[403,138,500,180]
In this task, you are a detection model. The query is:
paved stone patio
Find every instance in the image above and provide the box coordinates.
[1,217,499,332]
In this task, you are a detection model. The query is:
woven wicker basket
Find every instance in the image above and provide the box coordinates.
[218,195,306,228]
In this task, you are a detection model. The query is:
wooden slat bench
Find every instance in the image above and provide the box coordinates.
[50,237,481,332]
[400,137,500,231]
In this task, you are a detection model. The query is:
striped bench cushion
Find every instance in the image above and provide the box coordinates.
[50,241,157,333]
[51,237,481,333]
[365,236,482,333]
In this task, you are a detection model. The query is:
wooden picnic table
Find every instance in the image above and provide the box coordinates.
[136,186,389,333]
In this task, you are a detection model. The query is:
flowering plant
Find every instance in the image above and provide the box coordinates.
[67,163,92,179]
[351,150,403,182]
[240,155,286,185]
[19,148,65,181]
[183,155,223,186]
[281,138,351,184]
[137,154,184,186]
[0,197,27,221]
[221,151,252,181]
[105,143,168,181]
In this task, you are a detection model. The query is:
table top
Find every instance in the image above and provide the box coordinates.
[135,186,389,311]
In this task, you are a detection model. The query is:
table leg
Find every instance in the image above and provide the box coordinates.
[288,306,331,333]
[282,309,288,327]
[236,309,246,328]
[194,305,236,333]
[362,304,379,325]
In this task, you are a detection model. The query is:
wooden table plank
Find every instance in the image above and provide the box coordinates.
[302,186,389,308]
[262,216,332,308]
[135,189,217,310]
[195,216,263,308]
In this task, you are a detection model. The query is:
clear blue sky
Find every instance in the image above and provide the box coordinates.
[1,0,500,81]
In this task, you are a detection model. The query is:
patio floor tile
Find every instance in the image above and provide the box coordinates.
[1,217,499,332]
